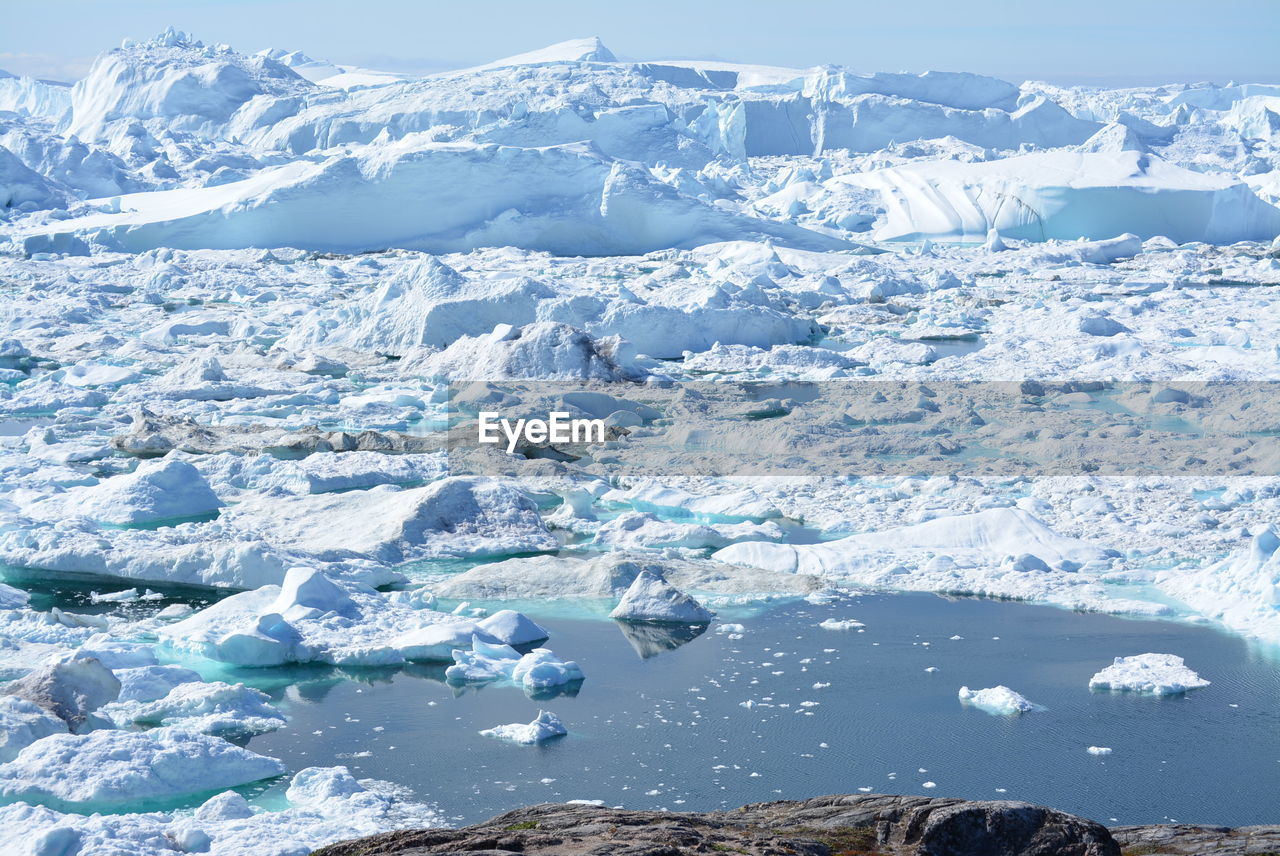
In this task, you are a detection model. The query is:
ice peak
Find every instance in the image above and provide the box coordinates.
[145,26,202,49]
[474,36,617,72]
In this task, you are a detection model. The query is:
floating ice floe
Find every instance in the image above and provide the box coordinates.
[958,685,1042,715]
[444,636,584,694]
[818,618,865,631]
[1088,653,1210,695]
[157,566,551,667]
[480,710,567,745]
[714,508,1127,612]
[1087,746,1113,756]
[0,764,444,856]
[0,727,285,808]
[97,680,287,737]
[609,569,714,624]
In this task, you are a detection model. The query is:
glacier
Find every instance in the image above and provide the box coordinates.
[1,20,1280,855]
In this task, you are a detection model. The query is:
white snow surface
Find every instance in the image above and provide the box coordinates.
[0,726,286,807]
[608,569,715,623]
[3,25,1280,853]
[1088,653,1211,695]
[479,709,568,745]
[958,685,1042,715]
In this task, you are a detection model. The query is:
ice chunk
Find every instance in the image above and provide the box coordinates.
[445,636,583,692]
[392,621,502,662]
[838,150,1280,243]
[1088,653,1210,695]
[958,685,1041,715]
[406,322,642,381]
[0,696,66,763]
[819,618,865,631]
[71,636,157,670]
[282,257,551,355]
[0,582,29,610]
[609,569,714,624]
[478,610,550,646]
[0,727,285,807]
[1087,746,1113,756]
[269,566,359,620]
[432,553,647,600]
[480,710,567,745]
[220,477,556,564]
[511,648,585,690]
[98,681,286,737]
[468,37,617,72]
[113,664,204,702]
[5,655,120,731]
[1157,526,1280,645]
[36,458,222,525]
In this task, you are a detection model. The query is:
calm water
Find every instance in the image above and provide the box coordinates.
[236,594,1280,828]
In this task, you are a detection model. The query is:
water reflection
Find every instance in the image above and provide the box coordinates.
[614,620,708,659]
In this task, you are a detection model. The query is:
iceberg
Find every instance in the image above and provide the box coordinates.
[23,138,853,256]
[835,150,1280,243]
[1088,653,1210,695]
[0,727,285,807]
[958,685,1042,715]
[609,568,715,623]
[479,709,567,745]
[97,680,287,736]
[445,635,584,692]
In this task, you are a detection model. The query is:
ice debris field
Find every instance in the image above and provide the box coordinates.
[0,25,1279,855]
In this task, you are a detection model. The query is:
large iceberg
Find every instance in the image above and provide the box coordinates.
[834,150,1280,243]
[22,138,853,256]
[0,727,285,807]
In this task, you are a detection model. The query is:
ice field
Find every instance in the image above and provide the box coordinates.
[1,25,1280,855]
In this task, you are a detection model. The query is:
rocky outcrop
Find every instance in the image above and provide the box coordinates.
[311,794,1122,856]
[1110,823,1280,856]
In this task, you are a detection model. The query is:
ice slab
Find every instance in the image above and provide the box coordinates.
[1088,653,1210,695]
[479,709,567,745]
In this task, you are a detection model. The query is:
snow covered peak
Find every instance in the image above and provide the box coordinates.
[142,26,202,49]
[257,47,316,68]
[467,36,617,72]
[68,29,311,141]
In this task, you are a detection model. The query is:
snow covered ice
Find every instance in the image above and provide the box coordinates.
[1,14,1280,853]
[1088,653,1211,695]
[957,685,1042,715]
[479,710,568,745]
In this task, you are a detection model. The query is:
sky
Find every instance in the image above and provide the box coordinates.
[2,0,1277,86]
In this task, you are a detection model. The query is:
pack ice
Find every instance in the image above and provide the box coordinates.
[2,22,1280,854]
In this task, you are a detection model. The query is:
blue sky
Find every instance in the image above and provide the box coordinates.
[3,0,1277,85]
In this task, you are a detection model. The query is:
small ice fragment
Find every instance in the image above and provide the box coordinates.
[958,685,1041,715]
[1087,746,1113,756]
[479,710,566,745]
[818,619,865,631]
